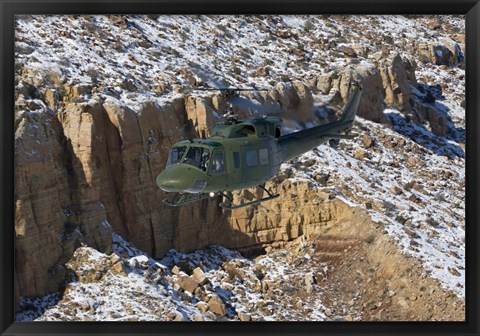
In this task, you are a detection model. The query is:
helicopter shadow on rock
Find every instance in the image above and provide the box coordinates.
[15,293,62,321]
[386,111,464,160]
[385,84,465,160]
[415,83,465,142]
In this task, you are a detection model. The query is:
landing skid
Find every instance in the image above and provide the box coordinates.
[162,193,210,207]
[219,185,280,210]
[162,185,280,209]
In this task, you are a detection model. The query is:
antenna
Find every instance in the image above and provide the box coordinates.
[222,111,239,125]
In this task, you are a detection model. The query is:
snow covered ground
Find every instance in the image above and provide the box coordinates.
[16,234,330,321]
[16,15,464,109]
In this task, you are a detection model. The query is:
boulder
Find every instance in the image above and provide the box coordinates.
[363,134,374,148]
[304,273,316,294]
[171,265,181,275]
[432,45,454,66]
[196,301,209,313]
[193,314,204,321]
[174,274,199,293]
[438,38,464,66]
[333,64,386,122]
[238,312,251,321]
[192,267,209,286]
[414,41,462,67]
[111,254,127,276]
[208,294,227,316]
[317,73,333,94]
[389,186,403,195]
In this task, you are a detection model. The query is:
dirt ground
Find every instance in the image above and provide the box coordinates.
[307,207,465,321]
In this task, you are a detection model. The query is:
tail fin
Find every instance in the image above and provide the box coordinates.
[339,81,363,123]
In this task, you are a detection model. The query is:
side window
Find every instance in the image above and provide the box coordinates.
[246,150,258,167]
[233,152,241,169]
[209,151,225,173]
[168,146,187,165]
[259,148,268,165]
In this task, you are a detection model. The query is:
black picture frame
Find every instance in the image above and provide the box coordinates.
[1,1,479,335]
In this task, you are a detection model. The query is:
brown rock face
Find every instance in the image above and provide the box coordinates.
[221,180,354,252]
[14,100,348,299]
[185,96,215,137]
[316,74,333,95]
[15,111,81,297]
[60,102,113,253]
[175,275,199,293]
[380,53,414,113]
[192,267,209,286]
[319,65,386,123]
[14,270,20,311]
[14,88,357,299]
[346,64,386,123]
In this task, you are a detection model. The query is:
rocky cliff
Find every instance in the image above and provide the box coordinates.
[14,80,348,298]
[14,14,465,316]
[14,61,414,299]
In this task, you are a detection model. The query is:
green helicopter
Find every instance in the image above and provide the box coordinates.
[156,82,362,210]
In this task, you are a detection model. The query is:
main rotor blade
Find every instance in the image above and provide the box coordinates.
[229,96,290,114]
[188,61,230,89]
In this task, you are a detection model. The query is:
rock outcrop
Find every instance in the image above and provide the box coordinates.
[380,54,415,113]
[413,40,464,67]
[14,79,327,300]
[15,109,86,298]
[224,181,351,251]
[312,53,420,123]
[337,64,386,123]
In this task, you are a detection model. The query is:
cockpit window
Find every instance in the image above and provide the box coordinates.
[168,145,187,165]
[183,146,211,171]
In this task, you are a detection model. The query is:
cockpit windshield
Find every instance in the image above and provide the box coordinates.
[168,145,187,166]
[183,146,211,171]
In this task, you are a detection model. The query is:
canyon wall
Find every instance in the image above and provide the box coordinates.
[14,52,445,301]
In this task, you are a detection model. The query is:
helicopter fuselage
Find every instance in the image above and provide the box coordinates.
[156,83,363,208]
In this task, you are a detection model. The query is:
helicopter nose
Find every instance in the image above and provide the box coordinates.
[156,166,189,192]
[156,165,206,193]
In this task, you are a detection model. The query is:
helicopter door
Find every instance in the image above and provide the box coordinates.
[257,147,272,183]
[209,150,228,189]
[233,152,241,170]
[242,147,260,183]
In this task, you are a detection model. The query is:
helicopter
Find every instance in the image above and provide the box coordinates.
[156,81,363,210]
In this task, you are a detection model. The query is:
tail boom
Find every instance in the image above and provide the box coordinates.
[277,82,362,162]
